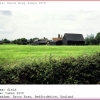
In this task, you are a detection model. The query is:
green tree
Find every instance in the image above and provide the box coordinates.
[95,32,100,44]
[21,38,27,45]
[16,39,22,45]
[15,38,28,45]
[29,38,33,44]
[2,38,11,44]
[85,35,90,45]
[85,34,96,45]
[89,34,96,45]
[12,39,17,44]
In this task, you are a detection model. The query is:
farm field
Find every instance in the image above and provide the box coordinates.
[0,44,100,67]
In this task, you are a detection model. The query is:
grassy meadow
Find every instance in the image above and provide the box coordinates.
[0,44,100,67]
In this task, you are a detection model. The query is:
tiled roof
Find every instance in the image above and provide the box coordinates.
[52,38,63,41]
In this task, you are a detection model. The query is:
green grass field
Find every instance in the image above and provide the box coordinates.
[0,44,100,67]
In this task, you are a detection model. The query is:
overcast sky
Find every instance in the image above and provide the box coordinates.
[0,10,100,40]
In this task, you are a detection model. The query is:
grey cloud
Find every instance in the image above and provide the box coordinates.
[0,10,12,16]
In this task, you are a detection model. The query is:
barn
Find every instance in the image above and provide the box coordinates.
[62,33,85,45]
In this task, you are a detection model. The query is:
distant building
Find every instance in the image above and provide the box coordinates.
[36,40,47,45]
[31,37,48,45]
[31,33,85,45]
[62,33,85,45]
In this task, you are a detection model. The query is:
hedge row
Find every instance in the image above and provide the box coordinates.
[0,52,100,84]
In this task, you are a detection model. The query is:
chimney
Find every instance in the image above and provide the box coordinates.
[58,34,60,38]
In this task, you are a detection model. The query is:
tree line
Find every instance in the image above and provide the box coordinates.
[0,32,100,45]
[0,38,39,45]
[85,32,100,45]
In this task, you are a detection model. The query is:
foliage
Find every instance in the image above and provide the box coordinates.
[29,38,39,44]
[11,38,39,45]
[16,38,28,45]
[85,34,96,45]
[95,32,100,44]
[12,39,17,44]
[2,38,11,44]
[0,52,100,84]
[29,38,33,44]
[85,32,100,45]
